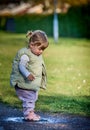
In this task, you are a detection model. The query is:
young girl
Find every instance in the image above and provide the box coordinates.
[10,30,49,121]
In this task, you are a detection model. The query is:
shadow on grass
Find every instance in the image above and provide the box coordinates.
[0,92,90,116]
[37,94,90,116]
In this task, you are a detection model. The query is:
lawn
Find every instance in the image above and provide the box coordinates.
[0,31,90,116]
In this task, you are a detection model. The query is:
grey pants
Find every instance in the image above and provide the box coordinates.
[15,86,38,117]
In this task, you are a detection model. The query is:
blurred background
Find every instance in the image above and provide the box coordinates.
[0,0,90,38]
[0,0,90,115]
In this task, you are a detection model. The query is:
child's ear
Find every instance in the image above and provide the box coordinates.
[31,42,34,45]
[30,42,34,48]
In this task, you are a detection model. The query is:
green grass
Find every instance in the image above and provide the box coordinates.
[0,31,90,116]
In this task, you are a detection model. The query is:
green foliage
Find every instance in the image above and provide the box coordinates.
[58,5,90,38]
[15,14,53,36]
[0,32,90,116]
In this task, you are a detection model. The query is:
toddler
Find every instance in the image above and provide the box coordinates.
[10,30,49,121]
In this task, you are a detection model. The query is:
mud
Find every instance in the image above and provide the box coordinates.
[0,103,90,130]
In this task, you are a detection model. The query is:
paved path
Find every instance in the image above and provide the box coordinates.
[0,103,90,130]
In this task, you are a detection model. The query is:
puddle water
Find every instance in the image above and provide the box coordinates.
[4,117,67,124]
[4,117,24,123]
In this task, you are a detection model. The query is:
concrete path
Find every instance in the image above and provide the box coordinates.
[0,103,90,130]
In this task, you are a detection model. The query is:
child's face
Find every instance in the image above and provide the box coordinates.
[30,42,48,56]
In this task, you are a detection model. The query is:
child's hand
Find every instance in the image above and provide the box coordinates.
[27,74,35,81]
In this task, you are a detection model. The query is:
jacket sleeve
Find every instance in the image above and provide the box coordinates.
[19,54,30,78]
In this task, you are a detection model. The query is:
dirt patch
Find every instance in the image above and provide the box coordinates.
[0,103,90,130]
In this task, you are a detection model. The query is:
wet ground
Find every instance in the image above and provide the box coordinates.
[0,103,90,130]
